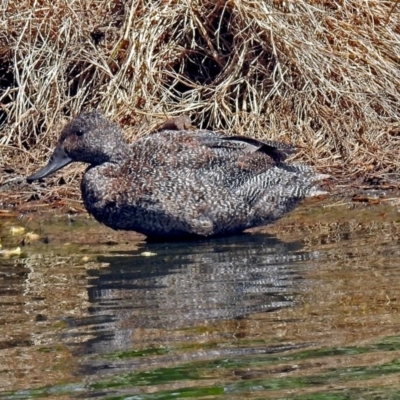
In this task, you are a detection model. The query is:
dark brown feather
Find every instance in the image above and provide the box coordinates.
[221,135,296,162]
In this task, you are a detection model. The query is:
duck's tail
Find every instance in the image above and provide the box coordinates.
[307,172,331,197]
[237,166,331,228]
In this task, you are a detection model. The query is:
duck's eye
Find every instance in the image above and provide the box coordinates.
[76,128,84,137]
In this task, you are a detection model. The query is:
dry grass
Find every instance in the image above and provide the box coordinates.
[1,0,400,204]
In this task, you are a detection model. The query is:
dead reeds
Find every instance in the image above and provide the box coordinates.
[1,0,400,204]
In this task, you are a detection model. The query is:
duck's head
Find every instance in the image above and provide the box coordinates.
[27,111,124,183]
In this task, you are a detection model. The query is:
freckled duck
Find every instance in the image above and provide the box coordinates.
[27,111,324,240]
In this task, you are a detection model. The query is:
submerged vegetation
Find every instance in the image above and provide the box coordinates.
[1,0,400,204]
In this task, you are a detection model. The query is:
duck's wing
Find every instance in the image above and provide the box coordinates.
[148,128,295,162]
[218,135,296,162]
[135,130,295,174]
[198,134,296,163]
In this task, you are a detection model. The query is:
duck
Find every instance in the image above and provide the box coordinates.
[27,111,324,240]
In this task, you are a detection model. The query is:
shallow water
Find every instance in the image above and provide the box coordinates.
[2,198,400,399]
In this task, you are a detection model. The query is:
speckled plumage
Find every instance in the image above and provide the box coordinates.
[28,111,322,239]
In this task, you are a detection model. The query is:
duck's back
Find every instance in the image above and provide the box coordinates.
[132,129,294,190]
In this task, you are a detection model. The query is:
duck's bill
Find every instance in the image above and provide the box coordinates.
[27,144,72,183]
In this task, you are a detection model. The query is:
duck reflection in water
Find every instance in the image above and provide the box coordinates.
[63,234,319,356]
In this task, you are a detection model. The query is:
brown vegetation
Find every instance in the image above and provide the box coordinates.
[1,0,400,205]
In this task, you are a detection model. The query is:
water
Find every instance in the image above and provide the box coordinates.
[1,199,400,399]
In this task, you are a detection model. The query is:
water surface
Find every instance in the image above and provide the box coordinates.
[1,199,400,399]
